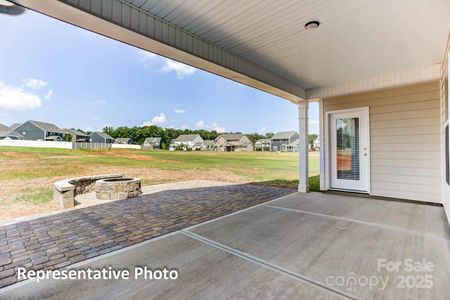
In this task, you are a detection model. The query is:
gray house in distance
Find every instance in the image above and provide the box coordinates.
[255,139,271,151]
[143,137,162,149]
[271,131,299,151]
[114,138,133,144]
[64,129,90,142]
[89,132,115,143]
[14,120,67,141]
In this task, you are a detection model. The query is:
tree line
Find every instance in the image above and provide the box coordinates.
[101,125,275,150]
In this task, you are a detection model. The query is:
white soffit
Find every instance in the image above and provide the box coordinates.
[124,0,450,90]
[12,0,450,100]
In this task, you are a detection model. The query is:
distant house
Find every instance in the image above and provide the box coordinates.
[255,139,271,151]
[0,130,23,140]
[14,120,67,141]
[215,134,253,152]
[114,138,133,144]
[281,139,299,152]
[143,137,162,149]
[64,129,90,142]
[170,134,204,151]
[203,140,216,151]
[271,131,299,151]
[89,132,115,143]
[0,123,9,131]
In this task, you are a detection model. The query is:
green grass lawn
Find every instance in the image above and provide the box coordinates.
[0,147,320,222]
[0,147,320,189]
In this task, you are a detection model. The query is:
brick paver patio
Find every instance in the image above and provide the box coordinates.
[0,184,294,288]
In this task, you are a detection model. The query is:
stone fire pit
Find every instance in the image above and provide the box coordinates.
[95,177,142,200]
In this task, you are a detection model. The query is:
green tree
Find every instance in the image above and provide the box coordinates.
[308,133,318,149]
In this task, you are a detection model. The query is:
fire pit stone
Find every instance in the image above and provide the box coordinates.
[95,177,142,200]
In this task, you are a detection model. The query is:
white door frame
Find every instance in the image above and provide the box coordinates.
[324,107,371,193]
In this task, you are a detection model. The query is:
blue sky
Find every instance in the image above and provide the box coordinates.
[0,10,318,134]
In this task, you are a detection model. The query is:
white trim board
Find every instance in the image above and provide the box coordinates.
[306,64,441,99]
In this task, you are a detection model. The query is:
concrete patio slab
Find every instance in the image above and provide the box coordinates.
[188,195,450,299]
[0,192,448,299]
[268,192,449,238]
[0,233,341,300]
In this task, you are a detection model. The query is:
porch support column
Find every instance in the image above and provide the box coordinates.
[298,101,309,193]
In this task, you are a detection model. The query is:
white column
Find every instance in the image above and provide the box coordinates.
[298,101,309,193]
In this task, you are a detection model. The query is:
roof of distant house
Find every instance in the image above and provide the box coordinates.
[271,131,298,140]
[256,138,271,143]
[215,133,246,141]
[26,120,67,134]
[64,129,89,137]
[144,137,162,143]
[114,138,132,144]
[9,123,21,130]
[173,134,201,142]
[90,131,114,140]
[0,123,9,131]
[203,140,215,146]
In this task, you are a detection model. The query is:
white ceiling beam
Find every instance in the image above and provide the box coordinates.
[12,0,306,103]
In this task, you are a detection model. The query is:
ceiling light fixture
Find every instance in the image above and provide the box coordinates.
[305,21,320,30]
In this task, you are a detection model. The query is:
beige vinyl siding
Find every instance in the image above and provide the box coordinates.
[324,81,441,203]
[440,34,449,222]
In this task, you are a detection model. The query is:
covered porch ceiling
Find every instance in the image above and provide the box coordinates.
[11,0,450,101]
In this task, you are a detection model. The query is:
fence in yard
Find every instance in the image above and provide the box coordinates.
[0,140,73,149]
[0,140,116,150]
[74,142,112,150]
[111,144,142,150]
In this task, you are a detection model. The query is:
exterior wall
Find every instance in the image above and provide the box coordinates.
[0,140,73,149]
[440,35,450,222]
[215,137,227,152]
[271,139,288,151]
[90,133,114,143]
[89,132,105,143]
[170,136,203,150]
[14,121,45,141]
[323,81,442,203]
[216,136,253,152]
[239,136,253,152]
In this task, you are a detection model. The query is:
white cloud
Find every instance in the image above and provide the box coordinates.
[44,89,53,100]
[174,108,185,114]
[141,113,167,126]
[22,78,47,89]
[0,81,42,111]
[90,99,107,105]
[195,120,205,129]
[211,122,226,133]
[161,59,196,78]
[258,126,267,134]
[137,49,158,61]
[309,120,319,125]
[180,124,189,130]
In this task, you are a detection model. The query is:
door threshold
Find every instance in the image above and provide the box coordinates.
[324,190,443,207]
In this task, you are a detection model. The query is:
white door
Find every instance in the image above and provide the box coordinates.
[329,108,370,192]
